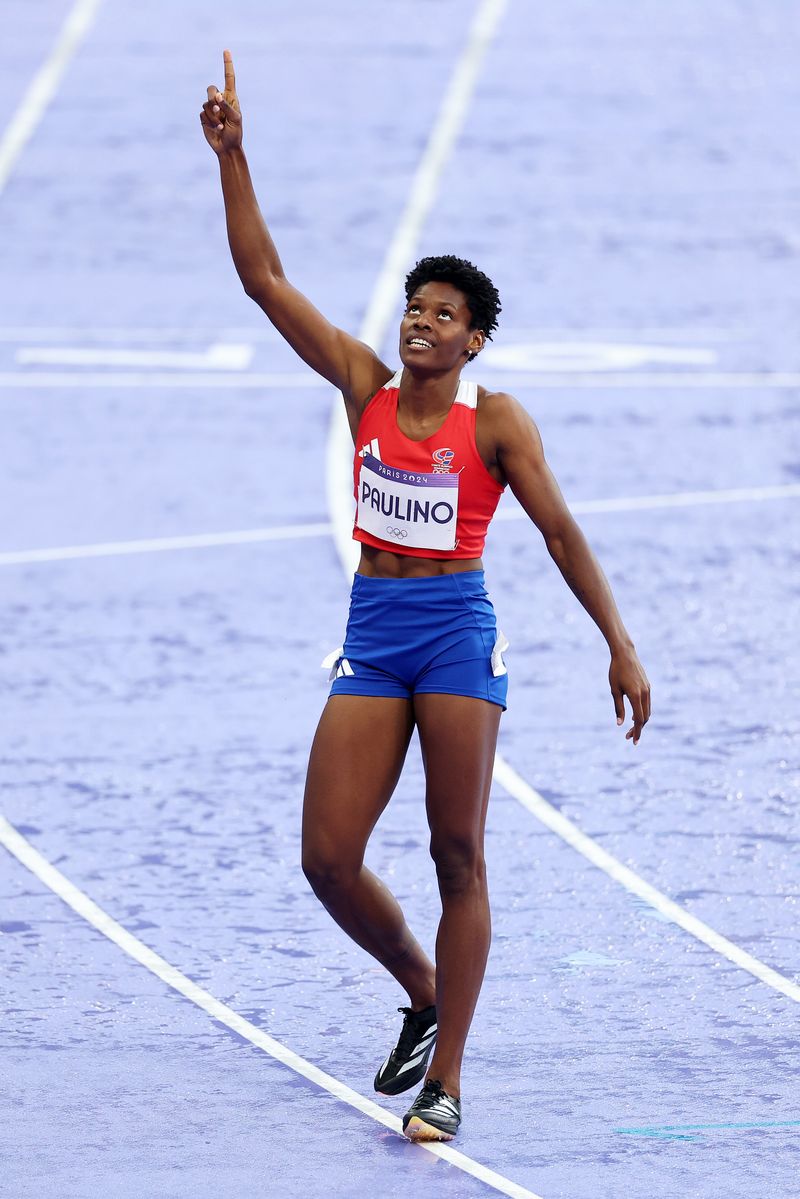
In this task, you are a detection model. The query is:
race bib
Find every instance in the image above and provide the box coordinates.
[356,452,459,551]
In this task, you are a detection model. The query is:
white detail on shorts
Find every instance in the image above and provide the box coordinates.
[337,659,354,678]
[491,630,509,677]
[321,646,344,681]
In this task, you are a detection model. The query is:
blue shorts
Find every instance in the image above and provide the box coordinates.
[326,570,508,710]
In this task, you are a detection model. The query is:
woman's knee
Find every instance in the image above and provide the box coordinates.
[429,837,486,894]
[301,842,361,896]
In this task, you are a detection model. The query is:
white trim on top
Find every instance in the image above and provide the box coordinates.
[382,371,477,408]
[454,379,478,408]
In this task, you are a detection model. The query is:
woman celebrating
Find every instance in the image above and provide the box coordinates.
[201,51,650,1143]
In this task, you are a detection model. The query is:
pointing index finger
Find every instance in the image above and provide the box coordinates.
[223,49,236,94]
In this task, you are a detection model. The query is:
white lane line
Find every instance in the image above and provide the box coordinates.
[0,371,325,389]
[498,327,741,341]
[3,482,799,569]
[0,816,542,1199]
[319,0,799,1006]
[15,345,254,371]
[0,0,104,195]
[5,369,800,391]
[0,327,283,343]
[0,325,738,342]
[0,522,332,567]
[326,482,800,1010]
[492,760,800,1004]
[474,372,800,389]
[495,482,800,521]
[326,0,510,574]
[2,1,542,1192]
[483,342,718,371]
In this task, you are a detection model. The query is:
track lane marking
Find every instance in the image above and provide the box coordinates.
[1,1,545,1195]
[0,370,324,389]
[502,482,800,518]
[15,344,254,370]
[1,486,798,569]
[457,371,800,388]
[0,522,332,566]
[320,0,800,1011]
[491,759,800,1004]
[0,816,542,1199]
[4,369,800,388]
[615,1119,800,1139]
[326,0,511,574]
[0,0,104,195]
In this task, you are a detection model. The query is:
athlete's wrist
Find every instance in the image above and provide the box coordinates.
[217,142,245,163]
[608,634,636,658]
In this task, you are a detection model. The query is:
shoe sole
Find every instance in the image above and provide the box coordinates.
[402,1115,456,1142]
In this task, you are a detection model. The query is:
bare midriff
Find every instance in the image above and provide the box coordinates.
[357,545,483,578]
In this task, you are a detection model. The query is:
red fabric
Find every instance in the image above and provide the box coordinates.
[352,378,504,559]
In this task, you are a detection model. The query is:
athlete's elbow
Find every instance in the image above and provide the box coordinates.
[545,532,567,571]
[240,266,285,305]
[543,519,581,568]
[241,274,273,304]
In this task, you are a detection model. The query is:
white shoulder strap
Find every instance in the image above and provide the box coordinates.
[386,368,403,388]
[453,379,478,409]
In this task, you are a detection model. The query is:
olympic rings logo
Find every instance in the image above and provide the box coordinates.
[385,526,408,539]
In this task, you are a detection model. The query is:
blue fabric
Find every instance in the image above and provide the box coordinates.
[328,570,508,710]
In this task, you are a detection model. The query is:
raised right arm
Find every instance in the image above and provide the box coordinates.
[200,51,393,430]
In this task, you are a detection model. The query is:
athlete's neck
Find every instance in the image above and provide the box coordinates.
[397,366,462,424]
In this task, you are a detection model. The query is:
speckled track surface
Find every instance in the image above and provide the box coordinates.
[2,3,799,1197]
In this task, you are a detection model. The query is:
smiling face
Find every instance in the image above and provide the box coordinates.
[398,281,486,371]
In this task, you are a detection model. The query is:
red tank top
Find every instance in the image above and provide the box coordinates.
[352,369,504,559]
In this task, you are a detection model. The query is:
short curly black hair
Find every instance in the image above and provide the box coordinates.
[404,255,502,350]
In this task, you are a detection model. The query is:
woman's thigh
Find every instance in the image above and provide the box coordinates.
[413,694,501,858]
[302,695,415,875]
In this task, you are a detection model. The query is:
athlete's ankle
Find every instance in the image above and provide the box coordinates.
[410,998,436,1013]
[403,967,436,1012]
[409,982,436,1012]
[425,1069,460,1098]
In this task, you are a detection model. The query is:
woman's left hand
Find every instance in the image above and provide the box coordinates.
[609,649,651,745]
[200,50,243,156]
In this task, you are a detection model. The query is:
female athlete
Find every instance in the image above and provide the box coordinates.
[201,51,651,1143]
